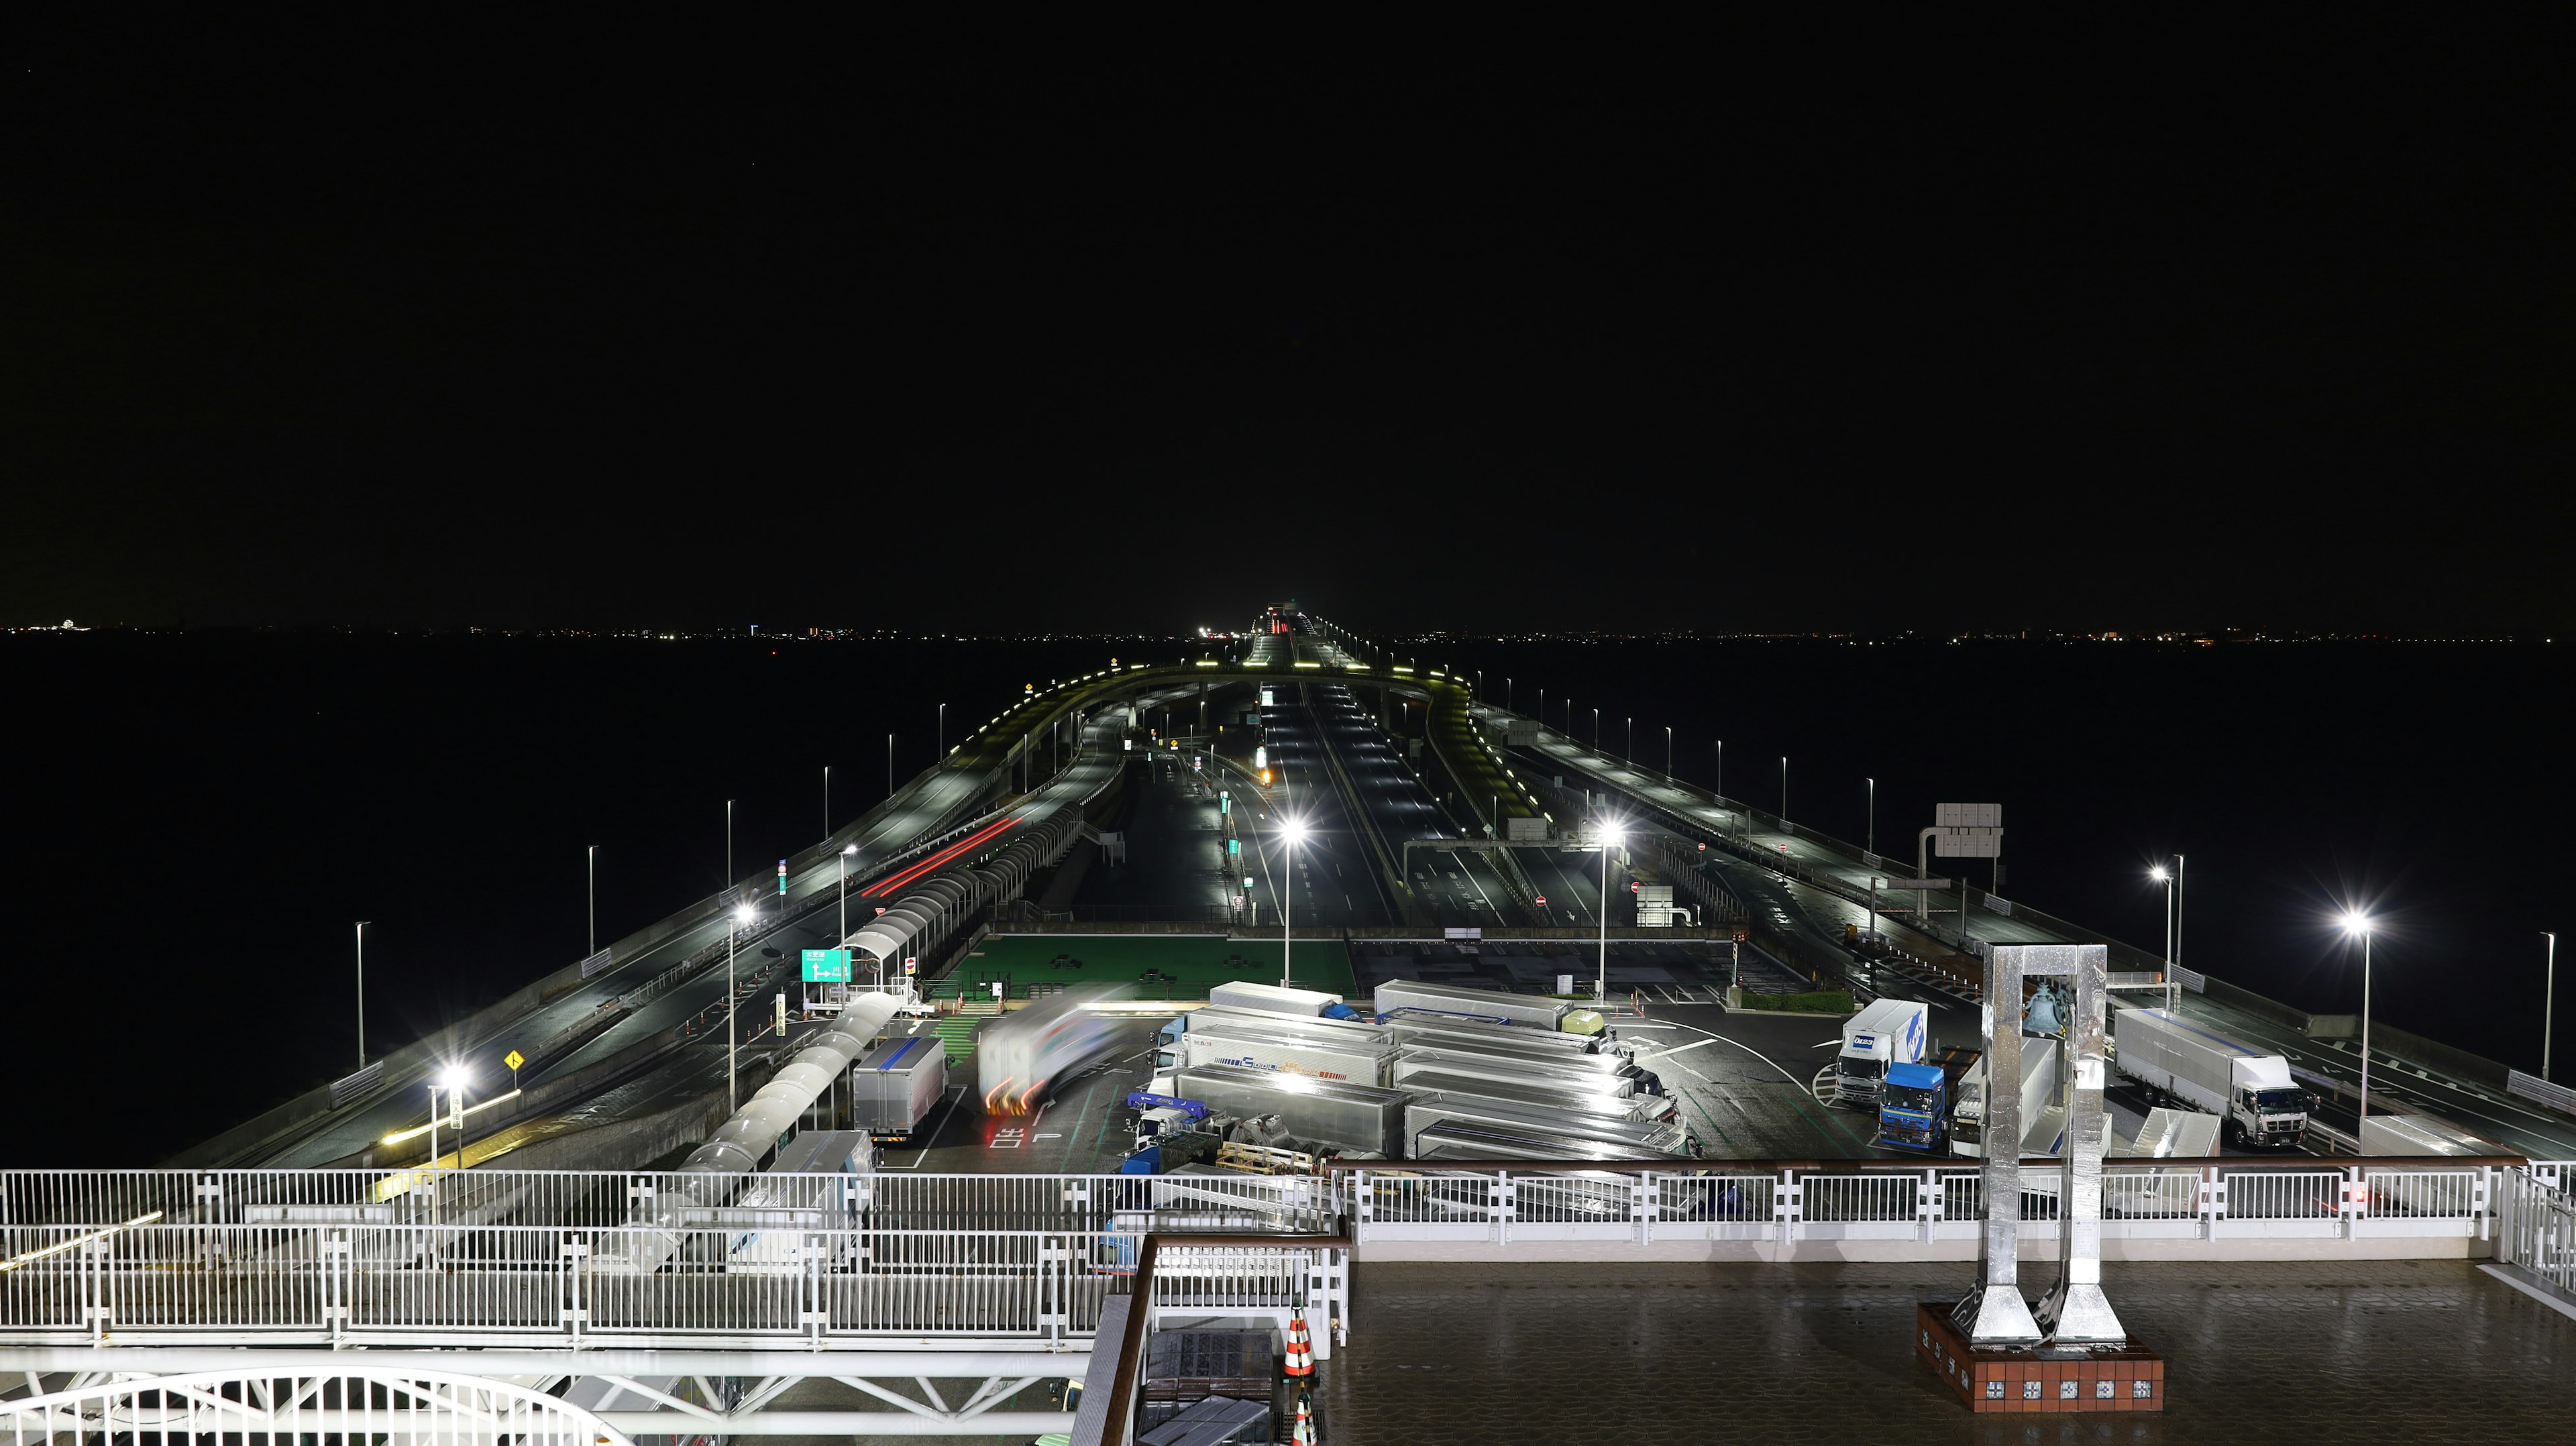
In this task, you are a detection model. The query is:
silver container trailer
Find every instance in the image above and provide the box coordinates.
[1173,1064,1413,1158]
[1393,1044,1648,1093]
[1179,1016,1401,1086]
[1388,1067,1673,1123]
[1403,1094,1693,1158]
[1371,979,1571,1031]
[1376,1009,1609,1058]
[1208,981,1345,1018]
[1411,1121,1677,1164]
[850,1033,948,1140]
[1186,1005,1395,1046]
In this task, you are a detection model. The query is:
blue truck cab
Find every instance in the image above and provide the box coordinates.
[1877,1062,1947,1150]
[1876,1048,1982,1153]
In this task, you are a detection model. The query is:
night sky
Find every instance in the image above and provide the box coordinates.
[7,39,2573,634]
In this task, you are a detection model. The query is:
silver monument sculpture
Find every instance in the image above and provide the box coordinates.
[1949,942,2127,1349]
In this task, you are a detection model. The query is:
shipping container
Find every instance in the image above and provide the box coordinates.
[1410,1121,1675,1163]
[1376,1009,1609,1058]
[1373,978,1572,1031]
[1180,1015,1400,1085]
[849,1032,948,1139]
[1208,981,1346,1017]
[1173,1064,1414,1158]
[1403,1094,1693,1158]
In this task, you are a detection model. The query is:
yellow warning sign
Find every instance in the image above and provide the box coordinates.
[503,1050,525,1071]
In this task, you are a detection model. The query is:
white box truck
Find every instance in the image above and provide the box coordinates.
[1833,999,1928,1108]
[2111,1009,2310,1150]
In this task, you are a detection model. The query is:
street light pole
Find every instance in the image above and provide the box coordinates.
[1597,822,1623,1002]
[586,846,596,957]
[1780,757,1789,824]
[2546,931,2559,1082]
[728,905,751,1112]
[356,922,368,1070]
[2341,913,2375,1129]
[823,767,830,842]
[1866,779,1875,855]
[726,799,734,893]
[1665,726,1673,778]
[2151,865,2174,1009]
[938,703,947,761]
[888,734,895,801]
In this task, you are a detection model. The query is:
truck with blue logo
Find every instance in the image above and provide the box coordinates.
[1876,1046,1981,1152]
[1833,998,1929,1108]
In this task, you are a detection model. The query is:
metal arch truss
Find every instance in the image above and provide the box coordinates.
[1950,942,2128,1350]
[0,1349,1085,1440]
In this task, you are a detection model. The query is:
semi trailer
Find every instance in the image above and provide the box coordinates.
[1372,979,1572,1031]
[2110,1008,2311,1150]
[1834,999,1929,1108]
[1875,1046,1980,1152]
[849,1033,948,1142]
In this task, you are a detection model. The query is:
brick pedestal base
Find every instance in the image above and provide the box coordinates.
[1917,1302,2165,1413]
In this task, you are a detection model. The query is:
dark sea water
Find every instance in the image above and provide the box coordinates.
[5,632,2568,1166]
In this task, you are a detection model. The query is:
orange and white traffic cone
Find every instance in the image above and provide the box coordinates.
[1291,1390,1316,1444]
[1282,1310,1314,1379]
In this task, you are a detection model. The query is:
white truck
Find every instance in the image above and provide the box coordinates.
[1949,1036,2063,1160]
[2110,1008,2310,1150]
[1833,998,1928,1109]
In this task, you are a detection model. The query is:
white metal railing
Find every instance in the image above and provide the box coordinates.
[2497,1165,2576,1294]
[0,1170,1338,1348]
[0,1368,631,1446]
[1343,1163,2513,1249]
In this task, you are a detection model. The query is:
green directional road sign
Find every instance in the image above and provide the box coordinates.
[801,948,851,983]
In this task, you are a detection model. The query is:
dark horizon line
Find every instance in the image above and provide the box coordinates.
[4,622,2556,646]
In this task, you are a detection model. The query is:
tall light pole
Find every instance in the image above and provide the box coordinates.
[888,734,895,801]
[2175,854,2187,979]
[1780,757,1789,824]
[823,766,830,841]
[1593,706,1601,750]
[1597,822,1624,1001]
[1625,716,1633,762]
[355,922,368,1070]
[587,846,596,957]
[840,843,857,947]
[938,703,947,760]
[2151,865,2174,1007]
[1279,818,1308,988]
[1866,779,1876,855]
[729,903,753,1111]
[2341,912,2375,1129]
[726,799,734,893]
[2534,928,2555,1077]
[1664,726,1673,778]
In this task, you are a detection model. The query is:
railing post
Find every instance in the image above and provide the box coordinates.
[1351,1170,1371,1245]
[559,1233,589,1345]
[323,1229,350,1343]
[1495,1172,1516,1246]
[806,1231,831,1345]
[1776,1169,1799,1249]
[2202,1167,2226,1240]
[1636,1172,1657,1245]
[1921,1168,1941,1245]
